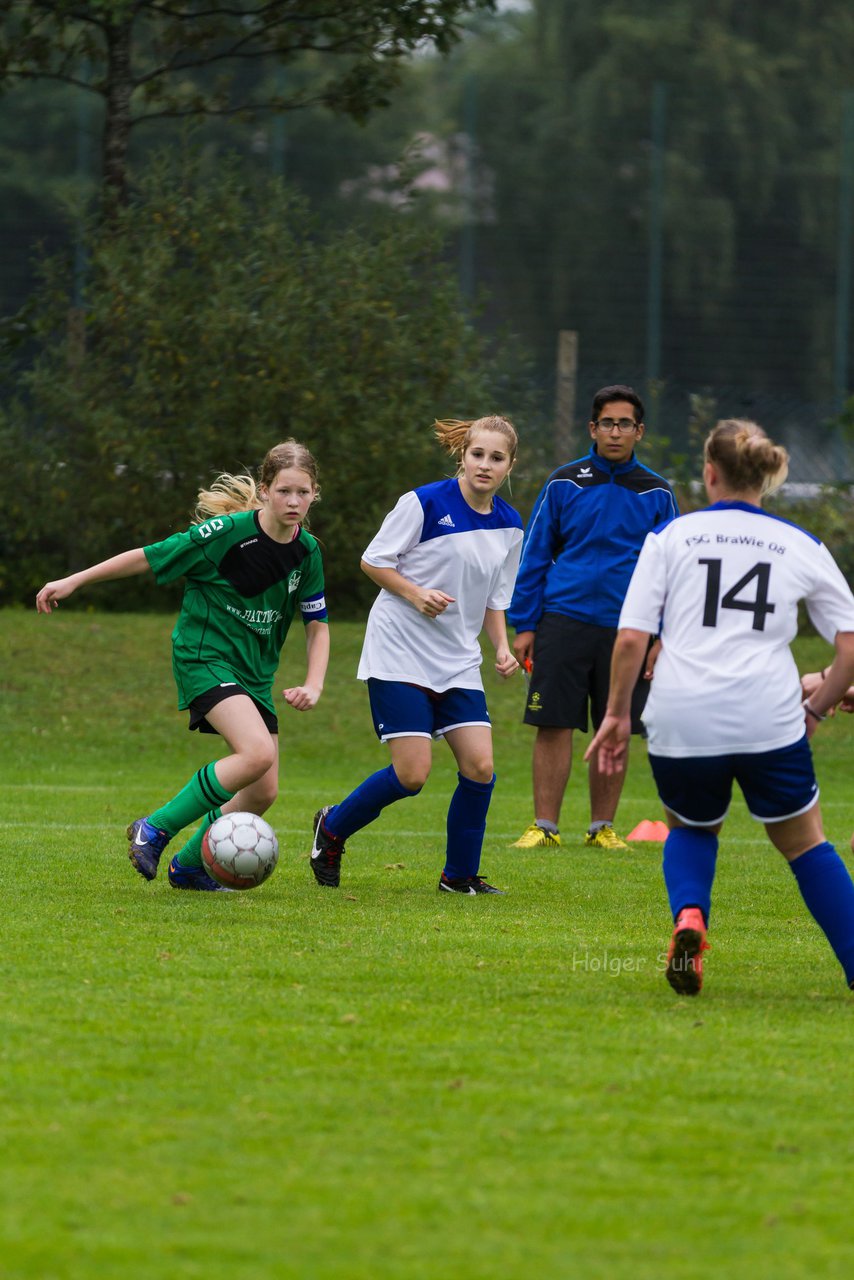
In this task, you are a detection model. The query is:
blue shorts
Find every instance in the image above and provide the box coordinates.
[367,679,490,743]
[648,735,819,826]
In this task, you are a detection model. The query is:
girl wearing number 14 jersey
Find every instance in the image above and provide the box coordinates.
[587,419,854,994]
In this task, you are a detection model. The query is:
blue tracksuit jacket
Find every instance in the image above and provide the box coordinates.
[508,446,678,632]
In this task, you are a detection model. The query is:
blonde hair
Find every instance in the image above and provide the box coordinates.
[704,419,789,498]
[434,415,518,472]
[194,439,320,522]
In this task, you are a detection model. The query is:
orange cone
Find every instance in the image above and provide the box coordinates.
[626,819,670,842]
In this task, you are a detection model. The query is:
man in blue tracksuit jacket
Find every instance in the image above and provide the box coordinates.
[509,385,678,851]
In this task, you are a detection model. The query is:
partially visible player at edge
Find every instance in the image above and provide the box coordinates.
[309,415,523,894]
[801,669,854,855]
[586,419,854,994]
[35,440,329,891]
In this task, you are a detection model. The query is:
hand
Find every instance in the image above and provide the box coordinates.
[283,684,322,711]
[643,638,661,681]
[512,631,535,666]
[583,713,631,776]
[799,671,824,701]
[839,689,854,713]
[411,588,455,619]
[800,670,839,717]
[494,647,519,679]
[36,577,78,613]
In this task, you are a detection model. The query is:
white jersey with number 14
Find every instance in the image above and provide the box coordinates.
[619,500,854,757]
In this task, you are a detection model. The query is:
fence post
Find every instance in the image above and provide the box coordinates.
[459,73,477,303]
[834,89,854,412]
[646,81,667,427]
[69,60,92,365]
[555,329,578,465]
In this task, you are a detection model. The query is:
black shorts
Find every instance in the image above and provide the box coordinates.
[188,684,279,736]
[522,613,649,734]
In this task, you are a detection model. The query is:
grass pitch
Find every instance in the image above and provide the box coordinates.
[1,609,852,1279]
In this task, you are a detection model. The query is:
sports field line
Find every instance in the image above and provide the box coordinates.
[0,820,786,848]
[1,784,850,812]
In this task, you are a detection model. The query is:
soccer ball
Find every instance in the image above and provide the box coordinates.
[201,812,279,890]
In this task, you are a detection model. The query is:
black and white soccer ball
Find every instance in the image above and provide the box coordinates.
[201,812,279,890]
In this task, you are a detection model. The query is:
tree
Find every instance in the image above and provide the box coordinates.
[0,155,518,609]
[414,0,854,412]
[0,0,495,207]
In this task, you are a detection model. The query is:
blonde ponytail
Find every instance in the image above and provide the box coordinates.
[434,414,518,470]
[194,473,259,521]
[704,419,789,497]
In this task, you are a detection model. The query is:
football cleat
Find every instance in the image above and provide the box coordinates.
[665,907,710,996]
[584,824,628,850]
[438,872,505,895]
[127,817,172,881]
[310,806,345,887]
[511,823,561,849]
[167,856,233,892]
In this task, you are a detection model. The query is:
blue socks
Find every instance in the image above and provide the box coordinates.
[324,766,496,883]
[444,773,496,881]
[325,765,420,841]
[789,842,854,986]
[662,826,719,924]
[664,833,854,985]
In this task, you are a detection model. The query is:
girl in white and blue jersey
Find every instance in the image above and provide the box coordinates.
[586,419,854,995]
[310,415,524,894]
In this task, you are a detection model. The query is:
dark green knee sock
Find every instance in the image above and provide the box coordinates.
[149,763,234,839]
[174,808,222,870]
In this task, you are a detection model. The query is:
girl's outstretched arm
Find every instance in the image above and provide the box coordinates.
[282,620,329,711]
[36,548,151,613]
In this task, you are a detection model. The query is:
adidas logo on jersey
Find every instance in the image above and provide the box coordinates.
[438,514,455,527]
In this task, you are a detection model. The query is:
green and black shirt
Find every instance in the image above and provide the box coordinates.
[144,510,327,714]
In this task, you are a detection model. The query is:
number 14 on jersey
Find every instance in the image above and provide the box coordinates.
[699,558,776,631]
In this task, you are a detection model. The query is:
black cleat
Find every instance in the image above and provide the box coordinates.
[310,806,345,887]
[127,817,171,881]
[438,872,505,895]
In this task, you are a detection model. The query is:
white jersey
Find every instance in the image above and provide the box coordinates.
[619,500,854,756]
[358,477,524,692]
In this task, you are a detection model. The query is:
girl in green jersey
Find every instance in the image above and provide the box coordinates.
[36,440,329,890]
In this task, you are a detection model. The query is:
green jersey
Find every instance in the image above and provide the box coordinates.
[144,510,327,714]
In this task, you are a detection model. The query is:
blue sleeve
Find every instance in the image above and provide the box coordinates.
[508,479,563,632]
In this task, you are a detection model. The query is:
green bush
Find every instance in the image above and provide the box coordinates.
[2,154,528,611]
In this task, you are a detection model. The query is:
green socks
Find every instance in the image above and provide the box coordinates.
[174,808,222,870]
[148,763,234,840]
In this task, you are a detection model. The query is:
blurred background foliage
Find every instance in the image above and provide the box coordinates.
[0,154,542,609]
[0,0,852,607]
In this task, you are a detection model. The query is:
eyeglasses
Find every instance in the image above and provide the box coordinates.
[594,417,639,433]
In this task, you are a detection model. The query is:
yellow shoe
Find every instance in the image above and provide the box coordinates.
[511,823,561,849]
[584,824,628,850]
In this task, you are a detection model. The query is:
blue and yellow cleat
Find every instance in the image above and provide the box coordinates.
[167,855,233,892]
[126,817,171,881]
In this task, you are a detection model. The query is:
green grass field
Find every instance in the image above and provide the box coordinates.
[1,608,852,1279]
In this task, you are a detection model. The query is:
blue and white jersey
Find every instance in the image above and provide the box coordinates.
[619,501,854,756]
[358,477,524,692]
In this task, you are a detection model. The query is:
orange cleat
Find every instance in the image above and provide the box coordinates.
[665,907,710,996]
